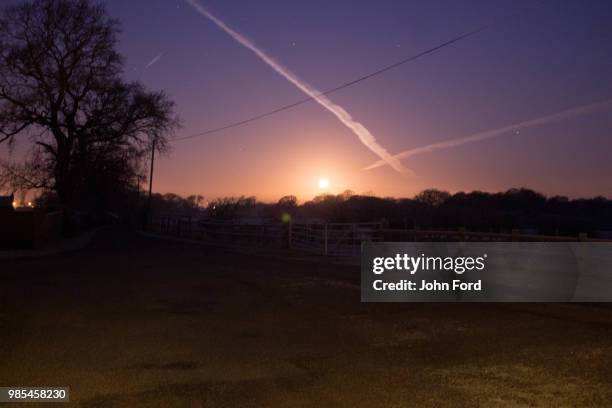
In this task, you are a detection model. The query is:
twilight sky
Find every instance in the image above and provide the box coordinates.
[5,0,612,201]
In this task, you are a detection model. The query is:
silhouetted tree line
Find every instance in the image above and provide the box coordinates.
[150,188,612,238]
[297,189,612,236]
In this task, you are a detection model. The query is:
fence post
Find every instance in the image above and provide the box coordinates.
[380,219,389,242]
[287,221,292,249]
[324,223,328,256]
[459,227,466,241]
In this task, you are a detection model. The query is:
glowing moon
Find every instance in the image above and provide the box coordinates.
[318,178,329,189]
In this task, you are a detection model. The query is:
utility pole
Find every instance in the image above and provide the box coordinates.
[145,138,156,231]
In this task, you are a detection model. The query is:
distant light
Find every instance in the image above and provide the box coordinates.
[12,201,17,208]
[318,178,329,189]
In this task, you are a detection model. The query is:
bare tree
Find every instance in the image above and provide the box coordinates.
[0,0,178,209]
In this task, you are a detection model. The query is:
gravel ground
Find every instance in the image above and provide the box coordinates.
[1,228,611,407]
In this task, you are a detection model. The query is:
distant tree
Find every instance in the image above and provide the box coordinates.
[186,195,205,208]
[340,190,354,200]
[207,196,257,220]
[502,188,546,213]
[0,0,179,212]
[271,195,297,221]
[277,195,298,209]
[414,189,451,207]
[549,195,569,203]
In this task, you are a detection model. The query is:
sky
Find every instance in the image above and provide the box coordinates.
[4,0,612,201]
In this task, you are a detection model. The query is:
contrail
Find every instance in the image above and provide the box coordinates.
[364,99,612,171]
[145,52,164,69]
[184,0,408,173]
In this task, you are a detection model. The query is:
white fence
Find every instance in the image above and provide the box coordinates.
[290,222,383,256]
[152,216,603,257]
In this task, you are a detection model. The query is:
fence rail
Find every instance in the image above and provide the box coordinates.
[155,216,286,247]
[152,216,606,257]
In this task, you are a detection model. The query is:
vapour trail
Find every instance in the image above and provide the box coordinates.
[364,99,612,171]
[145,52,164,69]
[184,0,408,173]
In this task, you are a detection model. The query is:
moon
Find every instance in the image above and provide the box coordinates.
[318,178,329,189]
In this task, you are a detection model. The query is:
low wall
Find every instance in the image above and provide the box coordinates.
[0,210,62,249]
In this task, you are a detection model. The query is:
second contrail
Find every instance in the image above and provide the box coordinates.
[364,99,612,171]
[185,0,407,173]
